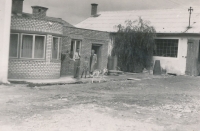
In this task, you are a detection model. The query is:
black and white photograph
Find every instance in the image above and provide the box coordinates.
[0,0,200,130]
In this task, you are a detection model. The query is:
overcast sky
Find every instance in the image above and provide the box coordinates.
[23,0,200,25]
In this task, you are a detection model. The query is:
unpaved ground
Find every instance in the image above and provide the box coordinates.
[0,75,200,131]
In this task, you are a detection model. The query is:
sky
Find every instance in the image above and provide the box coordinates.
[23,0,200,25]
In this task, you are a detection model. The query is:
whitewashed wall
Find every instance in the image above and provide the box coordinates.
[109,35,200,75]
[153,36,189,75]
[0,0,12,83]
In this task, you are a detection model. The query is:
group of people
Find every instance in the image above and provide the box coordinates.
[73,49,97,78]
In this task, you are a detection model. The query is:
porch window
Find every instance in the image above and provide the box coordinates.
[34,36,45,58]
[70,40,81,59]
[154,39,178,57]
[21,34,45,59]
[9,33,19,58]
[52,37,61,60]
[21,35,33,58]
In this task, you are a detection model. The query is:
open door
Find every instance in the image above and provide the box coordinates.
[92,44,102,69]
[185,39,200,76]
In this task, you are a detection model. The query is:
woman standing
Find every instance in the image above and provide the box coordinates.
[90,50,97,75]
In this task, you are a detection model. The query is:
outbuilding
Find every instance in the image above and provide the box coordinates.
[76,4,200,76]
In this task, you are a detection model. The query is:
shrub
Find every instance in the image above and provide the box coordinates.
[112,17,156,72]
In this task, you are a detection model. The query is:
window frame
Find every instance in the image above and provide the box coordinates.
[20,33,46,59]
[9,33,19,58]
[154,38,179,58]
[51,36,61,60]
[70,39,82,59]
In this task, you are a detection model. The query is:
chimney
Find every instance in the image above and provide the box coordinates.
[91,3,98,16]
[12,0,24,14]
[31,6,48,19]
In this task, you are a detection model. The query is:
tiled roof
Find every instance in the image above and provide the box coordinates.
[12,12,74,27]
[75,8,200,33]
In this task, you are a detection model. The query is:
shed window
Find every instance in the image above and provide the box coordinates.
[154,39,178,57]
[21,34,45,59]
[9,34,19,58]
[52,37,61,60]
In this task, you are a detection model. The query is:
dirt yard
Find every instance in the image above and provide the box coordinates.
[0,74,200,131]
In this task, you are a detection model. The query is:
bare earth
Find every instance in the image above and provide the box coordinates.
[0,75,200,131]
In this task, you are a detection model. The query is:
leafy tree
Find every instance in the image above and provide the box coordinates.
[112,17,156,72]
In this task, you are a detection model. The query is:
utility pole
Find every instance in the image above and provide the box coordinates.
[188,7,193,28]
[0,0,12,84]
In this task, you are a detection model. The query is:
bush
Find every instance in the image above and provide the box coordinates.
[112,17,156,72]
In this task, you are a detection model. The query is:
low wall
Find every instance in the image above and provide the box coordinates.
[8,59,61,79]
[153,36,188,75]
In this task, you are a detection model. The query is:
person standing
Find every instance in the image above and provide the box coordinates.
[90,50,97,75]
[81,56,89,78]
[74,48,81,78]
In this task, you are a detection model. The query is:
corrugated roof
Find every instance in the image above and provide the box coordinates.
[75,8,200,33]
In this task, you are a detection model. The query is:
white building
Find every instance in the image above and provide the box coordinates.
[76,4,200,76]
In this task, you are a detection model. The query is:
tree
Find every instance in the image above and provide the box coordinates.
[112,17,156,72]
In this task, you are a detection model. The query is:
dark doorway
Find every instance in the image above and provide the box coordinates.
[92,44,102,69]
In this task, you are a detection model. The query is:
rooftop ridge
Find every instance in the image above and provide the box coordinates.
[76,6,200,33]
[98,7,200,14]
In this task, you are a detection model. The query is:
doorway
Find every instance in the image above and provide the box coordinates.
[91,44,102,69]
[185,39,200,76]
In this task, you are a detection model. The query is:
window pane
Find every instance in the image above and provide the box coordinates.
[21,35,33,58]
[71,40,74,51]
[59,38,62,59]
[70,40,75,59]
[9,34,18,57]
[76,41,81,55]
[52,37,59,59]
[34,36,45,58]
[154,39,178,57]
[76,41,80,50]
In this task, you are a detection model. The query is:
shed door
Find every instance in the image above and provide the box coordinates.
[185,39,199,76]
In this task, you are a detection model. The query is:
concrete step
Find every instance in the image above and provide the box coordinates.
[108,70,124,75]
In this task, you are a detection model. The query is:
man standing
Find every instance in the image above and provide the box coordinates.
[74,48,81,78]
[81,56,89,78]
[90,50,97,75]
